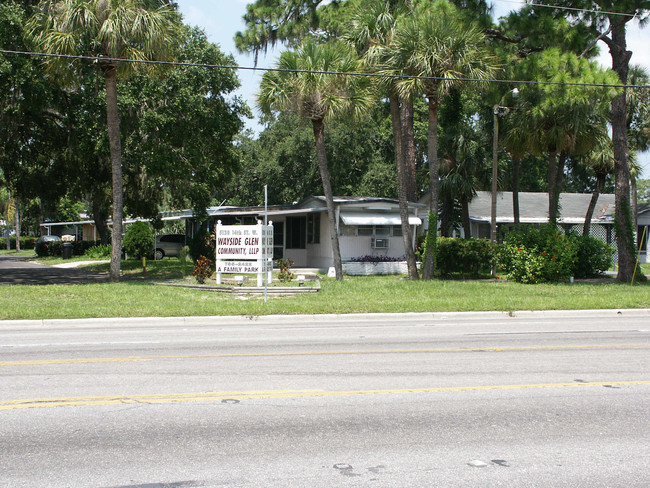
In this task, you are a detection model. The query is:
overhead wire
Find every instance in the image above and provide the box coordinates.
[491,0,640,18]
[1,49,649,89]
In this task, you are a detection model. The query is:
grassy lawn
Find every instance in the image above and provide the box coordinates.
[29,255,107,265]
[1,273,648,320]
[86,257,191,280]
[32,256,187,279]
[0,249,36,257]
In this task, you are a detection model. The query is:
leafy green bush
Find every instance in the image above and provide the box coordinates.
[33,239,103,257]
[35,240,62,257]
[418,211,438,274]
[193,255,214,284]
[572,235,615,278]
[123,222,153,259]
[496,225,577,283]
[0,236,37,250]
[73,240,102,255]
[189,228,215,261]
[350,255,403,262]
[178,246,190,276]
[496,244,546,283]
[435,237,492,277]
[84,244,112,259]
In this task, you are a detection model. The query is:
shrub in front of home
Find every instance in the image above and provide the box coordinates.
[496,243,546,284]
[193,255,214,284]
[73,240,103,256]
[1,236,37,250]
[573,235,615,278]
[84,244,112,259]
[34,239,103,257]
[276,258,296,283]
[35,240,62,257]
[189,228,215,261]
[496,225,578,283]
[123,222,154,259]
[436,237,492,277]
[350,255,403,263]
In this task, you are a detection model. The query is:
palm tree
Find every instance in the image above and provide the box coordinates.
[581,140,641,239]
[511,49,618,225]
[386,0,497,279]
[27,0,180,281]
[438,110,485,238]
[258,39,372,280]
[628,152,642,235]
[502,117,530,227]
[626,66,650,232]
[346,1,414,198]
[581,138,614,236]
[345,0,419,280]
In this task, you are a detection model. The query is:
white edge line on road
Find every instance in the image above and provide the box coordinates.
[0,309,649,330]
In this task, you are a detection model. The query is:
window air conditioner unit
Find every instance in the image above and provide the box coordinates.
[371,238,389,249]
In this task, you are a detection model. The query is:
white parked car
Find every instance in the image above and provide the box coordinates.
[154,234,186,259]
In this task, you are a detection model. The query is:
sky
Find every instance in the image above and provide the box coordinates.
[176,0,650,178]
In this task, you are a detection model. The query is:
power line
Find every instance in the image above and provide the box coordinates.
[1,48,649,89]
[492,0,640,18]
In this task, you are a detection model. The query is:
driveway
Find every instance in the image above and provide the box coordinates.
[0,255,109,285]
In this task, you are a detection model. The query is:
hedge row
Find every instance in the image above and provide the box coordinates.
[35,240,104,257]
[494,225,615,283]
[435,237,493,277]
[0,236,38,250]
[425,229,614,283]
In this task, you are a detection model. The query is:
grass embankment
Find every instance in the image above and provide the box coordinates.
[0,249,36,257]
[31,256,187,278]
[1,272,649,320]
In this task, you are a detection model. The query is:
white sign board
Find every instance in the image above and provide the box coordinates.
[215,221,274,286]
[216,261,272,274]
[216,224,273,259]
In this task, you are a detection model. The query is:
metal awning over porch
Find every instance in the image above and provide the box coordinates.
[340,212,422,226]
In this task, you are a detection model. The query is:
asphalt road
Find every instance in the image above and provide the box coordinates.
[1,312,649,487]
[0,255,108,285]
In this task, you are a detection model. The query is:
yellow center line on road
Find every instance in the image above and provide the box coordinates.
[1,344,649,367]
[2,381,649,411]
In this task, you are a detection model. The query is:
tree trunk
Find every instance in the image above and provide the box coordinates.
[547,151,559,224]
[551,151,566,225]
[440,192,452,237]
[92,199,109,245]
[583,174,604,236]
[6,191,12,250]
[491,108,499,248]
[399,96,417,202]
[105,68,124,282]
[556,151,566,206]
[390,93,418,280]
[422,95,439,280]
[461,194,471,239]
[512,156,520,226]
[14,196,20,252]
[632,176,638,230]
[608,19,635,282]
[311,118,343,280]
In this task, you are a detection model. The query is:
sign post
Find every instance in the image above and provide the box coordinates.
[216,220,273,286]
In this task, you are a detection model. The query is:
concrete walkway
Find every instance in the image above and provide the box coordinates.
[0,254,108,285]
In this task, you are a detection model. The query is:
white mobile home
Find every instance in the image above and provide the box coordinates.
[178,196,425,269]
